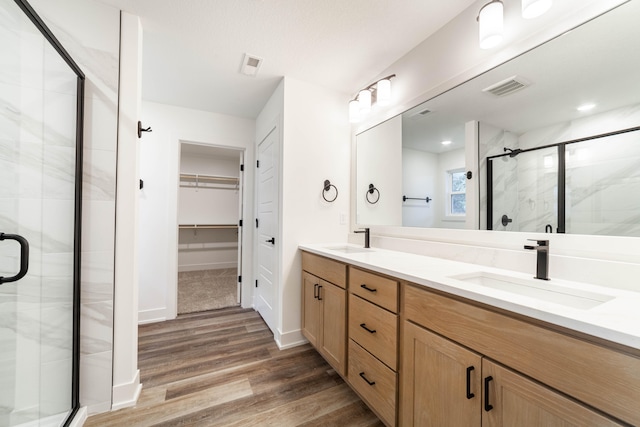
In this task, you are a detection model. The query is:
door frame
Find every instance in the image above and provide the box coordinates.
[168,141,246,318]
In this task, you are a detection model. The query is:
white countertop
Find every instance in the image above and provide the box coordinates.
[299,243,640,350]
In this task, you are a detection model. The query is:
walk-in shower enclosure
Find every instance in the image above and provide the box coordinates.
[1,0,84,425]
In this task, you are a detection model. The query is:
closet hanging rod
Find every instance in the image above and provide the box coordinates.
[178,224,238,230]
[179,173,239,183]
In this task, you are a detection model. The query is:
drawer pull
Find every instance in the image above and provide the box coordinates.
[359,372,376,386]
[484,376,494,412]
[360,284,377,293]
[314,283,319,299]
[317,285,323,301]
[359,323,377,334]
[466,366,475,399]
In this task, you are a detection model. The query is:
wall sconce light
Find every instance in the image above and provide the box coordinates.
[349,74,396,123]
[479,0,553,49]
[522,0,552,19]
[478,0,504,50]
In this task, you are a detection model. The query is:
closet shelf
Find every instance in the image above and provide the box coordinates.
[179,224,238,230]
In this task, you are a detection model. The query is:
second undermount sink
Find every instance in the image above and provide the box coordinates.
[449,271,615,310]
[325,245,373,254]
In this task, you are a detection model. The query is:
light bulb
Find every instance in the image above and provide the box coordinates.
[376,79,391,106]
[478,1,503,50]
[359,89,371,113]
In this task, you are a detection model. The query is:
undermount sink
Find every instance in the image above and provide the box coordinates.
[325,245,373,254]
[449,271,615,310]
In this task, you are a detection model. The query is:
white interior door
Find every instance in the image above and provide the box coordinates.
[255,126,279,333]
[236,151,244,304]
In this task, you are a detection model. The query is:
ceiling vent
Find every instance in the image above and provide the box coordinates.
[409,108,432,119]
[482,75,530,97]
[240,53,263,76]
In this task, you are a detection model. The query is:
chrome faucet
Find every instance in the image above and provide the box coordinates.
[354,228,370,248]
[524,239,549,280]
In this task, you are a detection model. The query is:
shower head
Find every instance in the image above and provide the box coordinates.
[503,147,522,158]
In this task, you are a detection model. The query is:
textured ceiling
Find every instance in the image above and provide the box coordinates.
[97,0,477,118]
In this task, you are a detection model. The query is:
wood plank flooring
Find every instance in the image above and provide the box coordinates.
[85,307,384,426]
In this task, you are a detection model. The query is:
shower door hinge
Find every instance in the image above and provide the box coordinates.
[238,275,242,283]
[256,160,260,168]
[255,280,258,288]
[240,164,244,172]
[256,218,259,228]
[239,219,243,227]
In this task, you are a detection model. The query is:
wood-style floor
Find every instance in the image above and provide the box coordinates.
[85,307,384,426]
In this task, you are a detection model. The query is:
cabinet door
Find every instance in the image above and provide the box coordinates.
[482,359,622,427]
[301,272,321,348]
[319,281,346,376]
[401,321,482,427]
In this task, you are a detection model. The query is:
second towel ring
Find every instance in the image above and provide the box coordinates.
[366,183,380,204]
[322,179,338,203]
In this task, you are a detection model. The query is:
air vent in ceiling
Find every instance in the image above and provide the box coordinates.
[482,75,530,97]
[240,53,263,76]
[409,108,432,119]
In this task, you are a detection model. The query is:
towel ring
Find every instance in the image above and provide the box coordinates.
[322,179,338,203]
[366,183,380,204]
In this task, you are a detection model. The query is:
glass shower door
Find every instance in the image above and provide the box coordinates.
[1,0,82,425]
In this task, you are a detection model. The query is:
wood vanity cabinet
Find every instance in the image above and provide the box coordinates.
[301,252,347,376]
[401,284,637,427]
[347,267,399,427]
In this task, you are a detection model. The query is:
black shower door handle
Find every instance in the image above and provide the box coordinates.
[0,232,30,284]
[265,237,275,245]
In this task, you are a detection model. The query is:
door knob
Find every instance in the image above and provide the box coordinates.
[0,232,30,285]
[265,237,275,245]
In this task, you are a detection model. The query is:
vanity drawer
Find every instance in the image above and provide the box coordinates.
[302,251,346,288]
[349,294,397,370]
[348,339,397,427]
[349,267,398,312]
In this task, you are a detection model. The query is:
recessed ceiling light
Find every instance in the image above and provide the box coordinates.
[577,103,595,112]
[441,140,452,145]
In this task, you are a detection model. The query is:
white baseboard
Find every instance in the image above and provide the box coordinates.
[111,369,142,411]
[178,262,238,272]
[138,308,167,324]
[276,328,307,350]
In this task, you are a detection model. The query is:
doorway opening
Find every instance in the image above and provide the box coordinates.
[177,143,244,314]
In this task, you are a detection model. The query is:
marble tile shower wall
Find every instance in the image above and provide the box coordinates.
[30,0,121,414]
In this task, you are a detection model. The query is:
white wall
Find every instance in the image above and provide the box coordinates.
[138,101,255,323]
[112,12,142,411]
[30,0,121,415]
[356,116,402,226]
[280,77,351,347]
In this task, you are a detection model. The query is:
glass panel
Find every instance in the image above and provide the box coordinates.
[490,147,557,232]
[451,171,466,192]
[566,130,640,237]
[0,0,78,425]
[451,194,466,215]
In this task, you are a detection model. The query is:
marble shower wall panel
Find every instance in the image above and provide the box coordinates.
[566,131,640,236]
[30,0,121,414]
